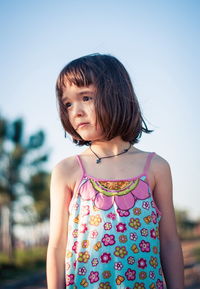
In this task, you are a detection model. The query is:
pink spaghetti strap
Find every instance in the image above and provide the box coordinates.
[143,152,156,175]
[76,155,86,176]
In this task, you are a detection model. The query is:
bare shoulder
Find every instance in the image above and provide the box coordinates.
[51,155,81,192]
[151,153,172,183]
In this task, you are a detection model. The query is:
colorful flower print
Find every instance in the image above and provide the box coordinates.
[80,278,88,287]
[150,283,156,289]
[119,234,127,243]
[125,268,136,280]
[88,271,99,283]
[139,271,147,280]
[82,240,89,248]
[81,205,90,217]
[114,246,128,258]
[129,218,141,229]
[79,178,149,211]
[102,234,116,246]
[72,241,79,253]
[142,201,150,210]
[104,222,112,230]
[127,256,135,264]
[114,262,123,270]
[73,216,79,223]
[91,258,99,266]
[138,258,147,269]
[139,240,150,252]
[65,262,70,270]
[66,274,74,286]
[66,250,73,258]
[107,212,116,220]
[80,224,88,233]
[116,275,125,285]
[153,246,158,254]
[156,279,164,289]
[117,208,130,217]
[116,222,127,232]
[151,211,157,224]
[78,267,87,275]
[98,281,111,289]
[149,271,155,279]
[90,230,98,239]
[133,282,145,289]
[93,241,102,251]
[130,232,138,241]
[131,244,139,253]
[100,252,112,263]
[149,256,158,268]
[72,229,78,238]
[133,208,141,215]
[150,229,156,239]
[89,214,102,226]
[77,251,90,263]
[143,216,152,224]
[102,271,111,279]
[140,228,148,237]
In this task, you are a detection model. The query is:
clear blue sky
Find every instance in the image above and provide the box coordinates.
[0,0,200,219]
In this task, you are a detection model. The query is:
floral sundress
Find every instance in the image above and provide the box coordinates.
[65,152,164,289]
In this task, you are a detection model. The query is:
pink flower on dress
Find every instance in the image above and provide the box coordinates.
[65,274,74,286]
[130,232,138,241]
[117,208,130,217]
[139,240,150,252]
[114,262,123,270]
[142,201,150,210]
[151,211,157,224]
[102,234,116,246]
[116,223,127,232]
[90,230,98,239]
[78,267,87,275]
[156,279,164,289]
[138,258,147,269]
[88,271,99,283]
[100,252,111,263]
[91,258,99,266]
[72,241,79,253]
[150,229,156,239]
[149,271,155,279]
[79,224,88,233]
[107,212,116,220]
[125,268,136,280]
[79,178,149,211]
[81,205,90,217]
[104,222,112,230]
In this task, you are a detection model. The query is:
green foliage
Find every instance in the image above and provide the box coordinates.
[193,246,200,262]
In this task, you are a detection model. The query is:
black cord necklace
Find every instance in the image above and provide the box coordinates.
[89,142,132,164]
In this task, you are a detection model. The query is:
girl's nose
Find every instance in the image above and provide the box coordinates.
[73,103,85,117]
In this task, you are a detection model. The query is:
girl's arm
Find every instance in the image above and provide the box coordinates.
[153,156,184,289]
[46,162,72,289]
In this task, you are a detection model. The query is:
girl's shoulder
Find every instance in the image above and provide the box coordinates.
[150,153,172,185]
[51,155,81,191]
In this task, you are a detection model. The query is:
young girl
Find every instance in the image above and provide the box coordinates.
[46,54,184,289]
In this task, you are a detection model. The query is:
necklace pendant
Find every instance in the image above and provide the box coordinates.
[96,158,101,164]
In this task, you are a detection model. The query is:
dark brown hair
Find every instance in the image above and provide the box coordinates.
[56,53,152,145]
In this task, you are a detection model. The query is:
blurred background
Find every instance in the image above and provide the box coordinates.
[0,0,199,288]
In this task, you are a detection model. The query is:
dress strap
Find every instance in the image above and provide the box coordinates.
[143,152,156,175]
[76,155,86,177]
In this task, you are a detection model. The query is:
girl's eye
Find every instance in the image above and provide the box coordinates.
[83,96,93,101]
[64,102,72,109]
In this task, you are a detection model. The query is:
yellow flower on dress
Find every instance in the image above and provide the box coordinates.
[80,278,88,287]
[77,251,90,263]
[114,246,128,258]
[82,240,89,248]
[133,208,141,215]
[66,250,73,258]
[150,283,156,289]
[89,214,102,226]
[143,215,152,224]
[131,244,139,253]
[116,275,125,285]
[149,256,158,268]
[93,241,102,251]
[129,218,141,229]
[74,215,79,223]
[102,271,111,279]
[133,282,145,289]
[98,282,111,289]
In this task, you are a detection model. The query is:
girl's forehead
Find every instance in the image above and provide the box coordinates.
[62,83,96,101]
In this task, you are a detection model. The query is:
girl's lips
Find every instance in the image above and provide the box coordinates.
[77,122,90,129]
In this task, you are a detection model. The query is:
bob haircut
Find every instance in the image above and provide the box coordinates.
[56,53,152,146]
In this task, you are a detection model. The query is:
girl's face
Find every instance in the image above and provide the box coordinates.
[62,83,104,142]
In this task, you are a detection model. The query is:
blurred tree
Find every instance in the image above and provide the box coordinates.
[175,209,198,240]
[0,113,50,258]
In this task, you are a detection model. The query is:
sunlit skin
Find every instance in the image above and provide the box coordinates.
[62,83,104,142]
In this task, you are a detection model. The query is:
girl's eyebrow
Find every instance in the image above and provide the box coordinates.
[62,90,94,101]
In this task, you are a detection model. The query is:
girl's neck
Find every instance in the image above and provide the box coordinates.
[90,137,133,156]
